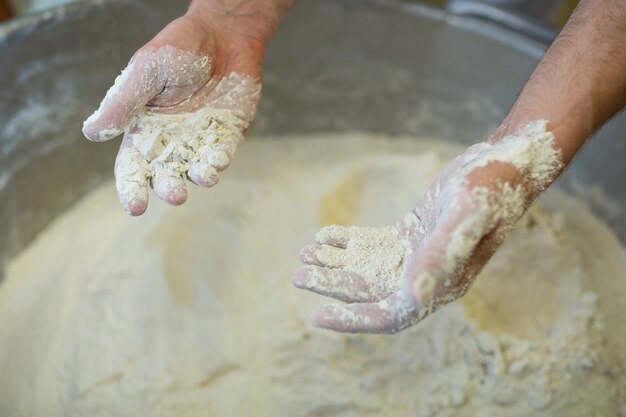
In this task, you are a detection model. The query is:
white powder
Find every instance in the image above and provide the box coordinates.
[115,103,250,211]
[0,134,624,416]
[83,46,217,142]
[297,121,564,333]
[116,68,260,212]
[297,210,424,303]
[82,46,261,214]
[417,120,562,310]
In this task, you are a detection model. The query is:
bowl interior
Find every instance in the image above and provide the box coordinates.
[0,0,624,279]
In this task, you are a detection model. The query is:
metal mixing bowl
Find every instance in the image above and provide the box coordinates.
[0,0,624,279]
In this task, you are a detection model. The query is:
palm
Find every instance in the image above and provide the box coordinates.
[295,212,425,304]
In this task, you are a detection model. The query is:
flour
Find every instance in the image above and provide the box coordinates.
[82,46,261,214]
[298,224,406,302]
[115,105,248,212]
[416,121,562,315]
[297,121,565,333]
[297,210,427,304]
[0,134,624,416]
[82,60,136,141]
[83,46,216,142]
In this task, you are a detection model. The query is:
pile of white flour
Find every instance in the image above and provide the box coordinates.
[0,134,624,416]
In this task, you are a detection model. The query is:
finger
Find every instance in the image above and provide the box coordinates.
[83,52,159,142]
[314,225,356,248]
[207,140,237,172]
[292,266,382,303]
[397,212,428,249]
[114,136,149,216]
[188,162,219,188]
[401,198,494,310]
[298,245,345,268]
[310,293,419,334]
[152,166,188,206]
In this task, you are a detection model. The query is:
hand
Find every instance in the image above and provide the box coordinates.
[82,1,289,215]
[293,121,564,333]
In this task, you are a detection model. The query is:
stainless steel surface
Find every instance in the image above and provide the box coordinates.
[0,0,624,279]
[447,0,559,42]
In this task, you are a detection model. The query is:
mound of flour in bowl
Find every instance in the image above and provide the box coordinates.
[0,133,624,417]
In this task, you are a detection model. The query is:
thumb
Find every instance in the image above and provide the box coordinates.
[401,198,493,312]
[82,52,160,142]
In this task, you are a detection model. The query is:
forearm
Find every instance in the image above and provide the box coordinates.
[497,0,626,164]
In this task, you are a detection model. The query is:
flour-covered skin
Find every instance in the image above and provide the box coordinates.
[109,64,260,215]
[82,1,290,215]
[83,45,260,215]
[301,0,626,334]
[294,121,564,333]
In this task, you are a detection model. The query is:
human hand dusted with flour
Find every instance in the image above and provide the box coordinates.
[83,0,293,215]
[294,122,563,333]
[294,0,626,333]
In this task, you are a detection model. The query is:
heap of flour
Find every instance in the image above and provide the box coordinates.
[0,134,624,417]
[116,106,247,204]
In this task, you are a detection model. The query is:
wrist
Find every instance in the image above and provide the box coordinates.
[187,0,293,47]
[494,98,592,167]
[492,0,626,166]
